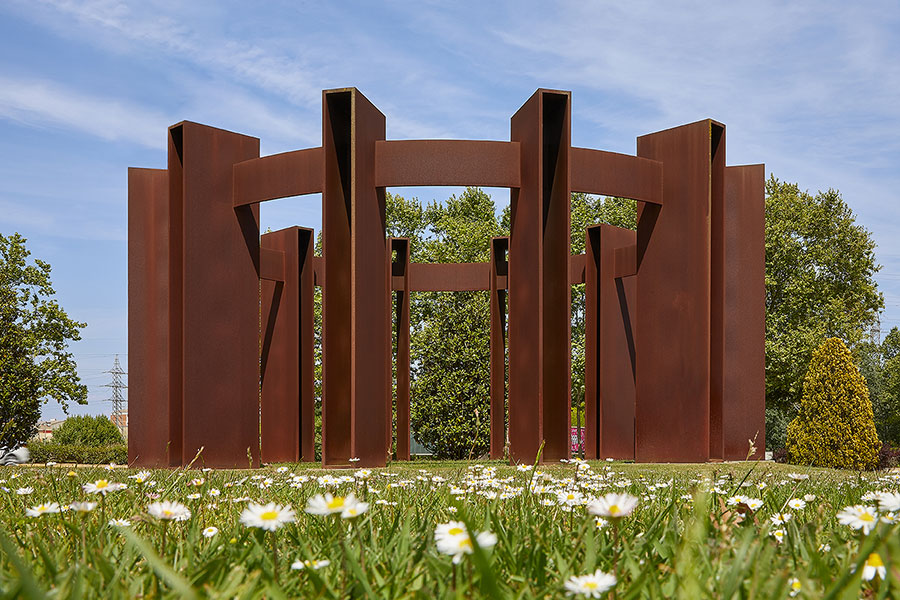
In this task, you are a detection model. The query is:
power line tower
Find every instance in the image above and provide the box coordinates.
[103,355,128,437]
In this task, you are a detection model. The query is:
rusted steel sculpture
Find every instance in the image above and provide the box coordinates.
[128,87,764,468]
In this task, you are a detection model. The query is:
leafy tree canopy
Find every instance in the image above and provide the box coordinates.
[53,414,123,447]
[0,233,87,446]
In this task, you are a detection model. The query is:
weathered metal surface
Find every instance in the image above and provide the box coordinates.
[569,253,586,285]
[374,140,521,188]
[709,125,727,461]
[233,148,323,207]
[509,89,572,463]
[584,225,636,460]
[723,164,766,460]
[260,227,315,463]
[171,122,261,468]
[322,88,389,467]
[635,120,723,463]
[490,237,509,459]
[390,238,411,460]
[571,147,663,206]
[127,168,171,467]
[407,262,490,292]
[259,247,285,282]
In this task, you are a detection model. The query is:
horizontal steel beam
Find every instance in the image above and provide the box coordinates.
[233,147,323,207]
[375,140,521,188]
[571,147,663,206]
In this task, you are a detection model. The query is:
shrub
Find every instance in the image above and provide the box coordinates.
[787,337,880,470]
[28,439,127,464]
[52,415,123,446]
[772,448,788,463]
[877,443,900,470]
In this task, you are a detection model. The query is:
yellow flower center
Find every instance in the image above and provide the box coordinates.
[791,581,801,591]
[448,527,465,536]
[867,553,884,568]
[585,582,598,590]
[860,513,875,522]
[260,510,279,521]
[96,480,108,489]
[163,510,173,517]
[458,538,472,549]
[326,497,345,510]
[609,505,621,515]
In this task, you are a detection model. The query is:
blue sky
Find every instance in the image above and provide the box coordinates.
[1,1,898,421]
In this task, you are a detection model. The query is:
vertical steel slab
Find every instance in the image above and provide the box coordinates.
[635,120,723,463]
[585,225,636,460]
[723,165,766,460]
[170,122,261,468]
[391,238,411,460]
[322,89,389,467]
[490,237,509,459]
[128,168,171,467]
[508,90,572,464]
[709,126,727,461]
[260,227,315,463]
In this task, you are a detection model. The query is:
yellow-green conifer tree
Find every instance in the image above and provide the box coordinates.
[787,337,880,469]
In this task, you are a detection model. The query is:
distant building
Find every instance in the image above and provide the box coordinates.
[110,410,128,440]
[35,419,65,441]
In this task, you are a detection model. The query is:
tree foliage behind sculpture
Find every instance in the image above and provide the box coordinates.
[765,177,883,448]
[787,337,880,470]
[52,414,123,447]
[0,233,87,446]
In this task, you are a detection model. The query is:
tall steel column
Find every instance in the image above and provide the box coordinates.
[489,237,509,459]
[635,120,724,462]
[169,122,261,468]
[260,226,315,463]
[390,238,411,460]
[584,224,636,460]
[723,164,766,459]
[322,89,389,467]
[127,168,171,467]
[508,90,572,464]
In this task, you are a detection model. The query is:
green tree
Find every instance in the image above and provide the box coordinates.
[787,337,880,469]
[0,233,87,446]
[403,188,504,459]
[873,327,900,445]
[52,414,123,446]
[765,177,883,447]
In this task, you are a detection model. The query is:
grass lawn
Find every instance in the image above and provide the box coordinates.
[0,459,898,598]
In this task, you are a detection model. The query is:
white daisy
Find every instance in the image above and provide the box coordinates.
[26,502,61,517]
[787,498,806,510]
[240,502,296,531]
[434,521,497,564]
[587,493,638,519]
[147,500,192,522]
[862,552,886,581]
[341,501,369,519]
[109,518,131,527]
[69,501,97,513]
[291,559,331,570]
[875,491,900,513]
[836,505,878,534]
[564,569,617,598]
[83,480,126,495]
[305,493,359,516]
[202,526,219,538]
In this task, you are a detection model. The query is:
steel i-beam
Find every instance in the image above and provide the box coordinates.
[490,237,509,459]
[260,227,315,463]
[321,88,389,467]
[389,238,411,460]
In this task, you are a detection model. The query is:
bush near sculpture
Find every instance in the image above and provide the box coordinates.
[787,337,881,470]
[27,440,127,464]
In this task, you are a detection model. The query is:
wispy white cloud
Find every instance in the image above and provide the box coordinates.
[0,75,170,148]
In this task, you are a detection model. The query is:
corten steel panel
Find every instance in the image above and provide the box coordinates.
[635,120,723,463]
[128,168,171,467]
[407,262,491,291]
[490,237,509,459]
[391,238,411,460]
[570,148,663,206]
[374,140,521,188]
[723,165,765,460]
[259,247,285,282]
[171,122,261,468]
[584,225,636,460]
[313,256,325,287]
[260,227,316,463]
[233,148,323,207]
[322,88,389,467]
[509,89,572,463]
[708,125,727,461]
[570,254,586,285]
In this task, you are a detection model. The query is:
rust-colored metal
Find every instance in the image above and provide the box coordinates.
[390,238,411,460]
[233,148,323,207]
[375,140,521,188]
[128,88,764,468]
[571,147,663,206]
[490,237,509,459]
[322,88,389,467]
[170,122,261,468]
[635,120,724,463]
[584,225,636,460]
[127,168,170,467]
[509,89,572,463]
[260,227,315,463]
[723,165,766,460]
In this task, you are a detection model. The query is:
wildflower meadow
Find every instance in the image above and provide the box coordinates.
[1,458,899,598]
